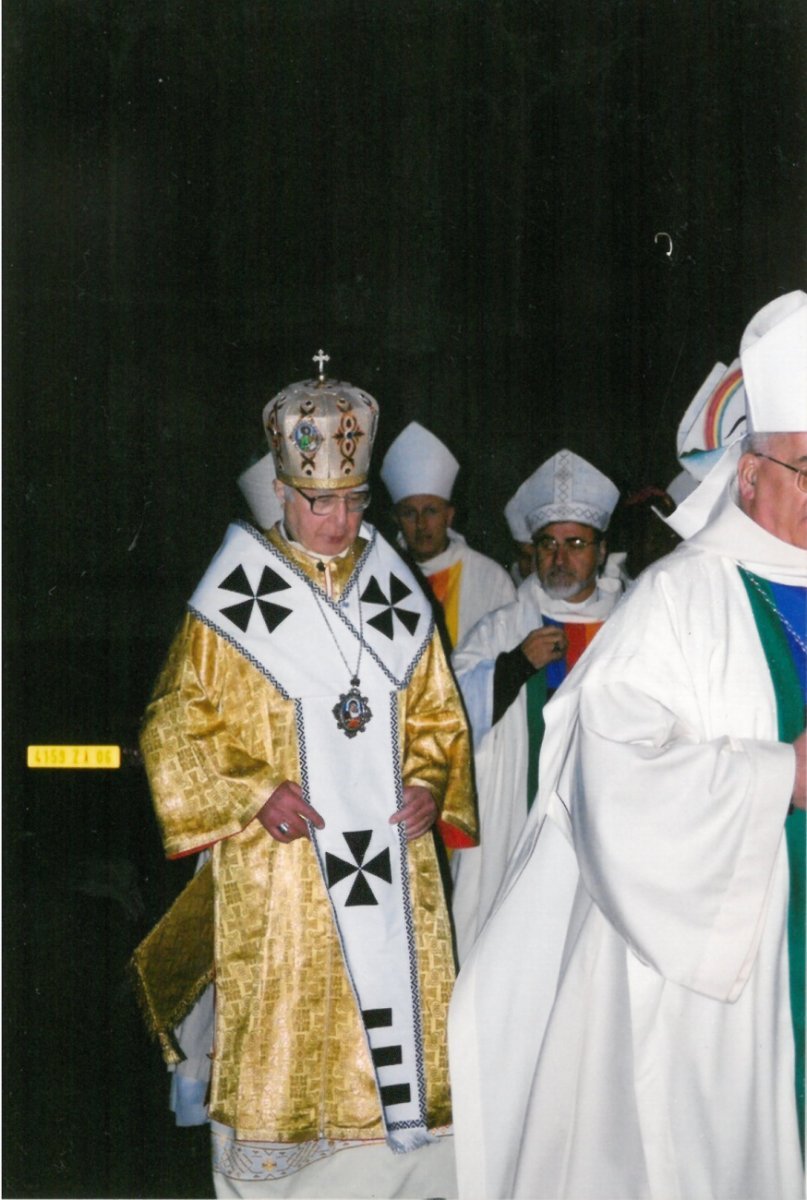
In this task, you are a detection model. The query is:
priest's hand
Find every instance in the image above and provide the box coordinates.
[390,784,438,841]
[258,780,325,842]
[792,731,806,811]
[521,626,568,670]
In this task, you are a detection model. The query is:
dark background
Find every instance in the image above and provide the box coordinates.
[3,2,805,1196]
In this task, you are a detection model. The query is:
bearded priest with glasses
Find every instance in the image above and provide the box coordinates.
[449,448,623,963]
[132,360,476,1199]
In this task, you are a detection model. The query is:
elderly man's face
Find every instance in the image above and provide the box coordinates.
[277,482,366,557]
[738,432,807,550]
[533,521,606,602]
[395,494,455,563]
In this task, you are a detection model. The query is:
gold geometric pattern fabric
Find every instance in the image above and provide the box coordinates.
[129,861,215,1063]
[140,616,289,858]
[137,531,476,1140]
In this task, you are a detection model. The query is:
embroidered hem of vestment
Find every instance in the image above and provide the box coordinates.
[211,1120,453,1181]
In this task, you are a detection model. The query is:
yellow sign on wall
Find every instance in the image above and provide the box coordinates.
[27,745,121,769]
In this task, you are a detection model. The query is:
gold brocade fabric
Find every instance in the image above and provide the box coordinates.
[137,527,476,1141]
[130,861,214,1064]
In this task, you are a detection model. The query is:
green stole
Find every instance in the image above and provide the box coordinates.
[525,670,548,812]
[525,619,605,811]
[739,568,805,1151]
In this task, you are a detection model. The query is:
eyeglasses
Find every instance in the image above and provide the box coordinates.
[533,535,601,554]
[292,486,371,516]
[752,453,807,494]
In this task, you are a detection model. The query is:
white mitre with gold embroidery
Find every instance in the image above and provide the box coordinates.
[263,356,379,490]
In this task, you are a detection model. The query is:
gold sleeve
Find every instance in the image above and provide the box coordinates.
[401,630,478,845]
[140,613,297,858]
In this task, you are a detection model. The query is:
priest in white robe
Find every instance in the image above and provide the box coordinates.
[450,450,622,963]
[448,290,807,1200]
[380,421,515,649]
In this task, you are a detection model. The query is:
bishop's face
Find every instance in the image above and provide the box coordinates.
[533,521,606,603]
[395,494,455,563]
[737,432,807,550]
[276,481,366,557]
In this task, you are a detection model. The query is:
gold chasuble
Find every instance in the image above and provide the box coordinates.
[137,522,475,1144]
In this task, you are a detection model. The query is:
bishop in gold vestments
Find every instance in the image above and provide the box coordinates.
[136,367,476,1199]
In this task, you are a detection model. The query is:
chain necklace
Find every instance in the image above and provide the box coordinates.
[311,561,373,738]
[746,571,807,659]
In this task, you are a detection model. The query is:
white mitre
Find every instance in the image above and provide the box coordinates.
[380,421,460,503]
[518,449,620,535]
[667,290,807,539]
[676,359,747,482]
[238,452,283,529]
[504,471,538,543]
[667,469,698,507]
[740,289,807,432]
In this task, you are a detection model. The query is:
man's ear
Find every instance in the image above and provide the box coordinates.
[597,537,607,567]
[446,504,456,529]
[737,453,758,503]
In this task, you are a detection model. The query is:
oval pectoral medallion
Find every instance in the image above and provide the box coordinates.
[333,682,373,738]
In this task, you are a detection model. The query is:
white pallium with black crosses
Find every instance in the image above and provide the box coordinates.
[189,520,436,1150]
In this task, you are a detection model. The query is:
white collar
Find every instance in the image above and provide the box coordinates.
[395,526,468,570]
[688,486,807,585]
[525,572,623,622]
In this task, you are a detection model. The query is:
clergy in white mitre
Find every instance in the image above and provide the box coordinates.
[503,479,537,586]
[236,449,284,531]
[448,290,807,1200]
[449,449,622,962]
[380,421,516,648]
[134,356,477,1199]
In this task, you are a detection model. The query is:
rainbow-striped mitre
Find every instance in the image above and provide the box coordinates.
[676,358,747,482]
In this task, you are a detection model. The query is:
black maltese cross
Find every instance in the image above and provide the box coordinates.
[325,831,393,906]
[360,573,420,640]
[219,564,292,634]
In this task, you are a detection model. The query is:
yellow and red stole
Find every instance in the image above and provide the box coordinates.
[425,560,463,647]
